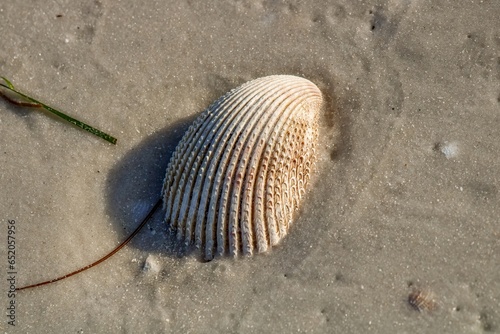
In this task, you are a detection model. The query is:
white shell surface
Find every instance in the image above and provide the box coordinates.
[162,75,323,260]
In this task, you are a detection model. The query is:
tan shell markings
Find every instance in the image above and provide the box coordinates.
[162,75,323,260]
[408,289,438,312]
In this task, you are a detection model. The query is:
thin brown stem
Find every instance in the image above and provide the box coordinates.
[16,198,163,291]
[0,89,41,108]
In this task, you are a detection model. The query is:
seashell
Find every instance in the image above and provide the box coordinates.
[408,288,437,312]
[162,75,323,260]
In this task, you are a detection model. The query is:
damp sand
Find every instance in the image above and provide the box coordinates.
[0,1,499,333]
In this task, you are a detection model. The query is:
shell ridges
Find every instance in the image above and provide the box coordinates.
[162,75,323,260]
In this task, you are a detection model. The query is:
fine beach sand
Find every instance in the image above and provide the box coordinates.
[1,0,499,333]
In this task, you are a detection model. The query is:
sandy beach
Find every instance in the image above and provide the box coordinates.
[1,0,499,333]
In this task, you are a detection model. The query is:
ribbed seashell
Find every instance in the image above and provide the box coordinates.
[408,289,437,312]
[162,75,323,260]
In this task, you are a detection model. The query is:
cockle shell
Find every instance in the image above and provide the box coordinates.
[408,289,437,312]
[162,75,323,260]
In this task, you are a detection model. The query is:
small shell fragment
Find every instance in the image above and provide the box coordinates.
[408,289,437,312]
[162,75,323,260]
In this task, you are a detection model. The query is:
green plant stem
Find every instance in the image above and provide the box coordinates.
[0,77,117,145]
